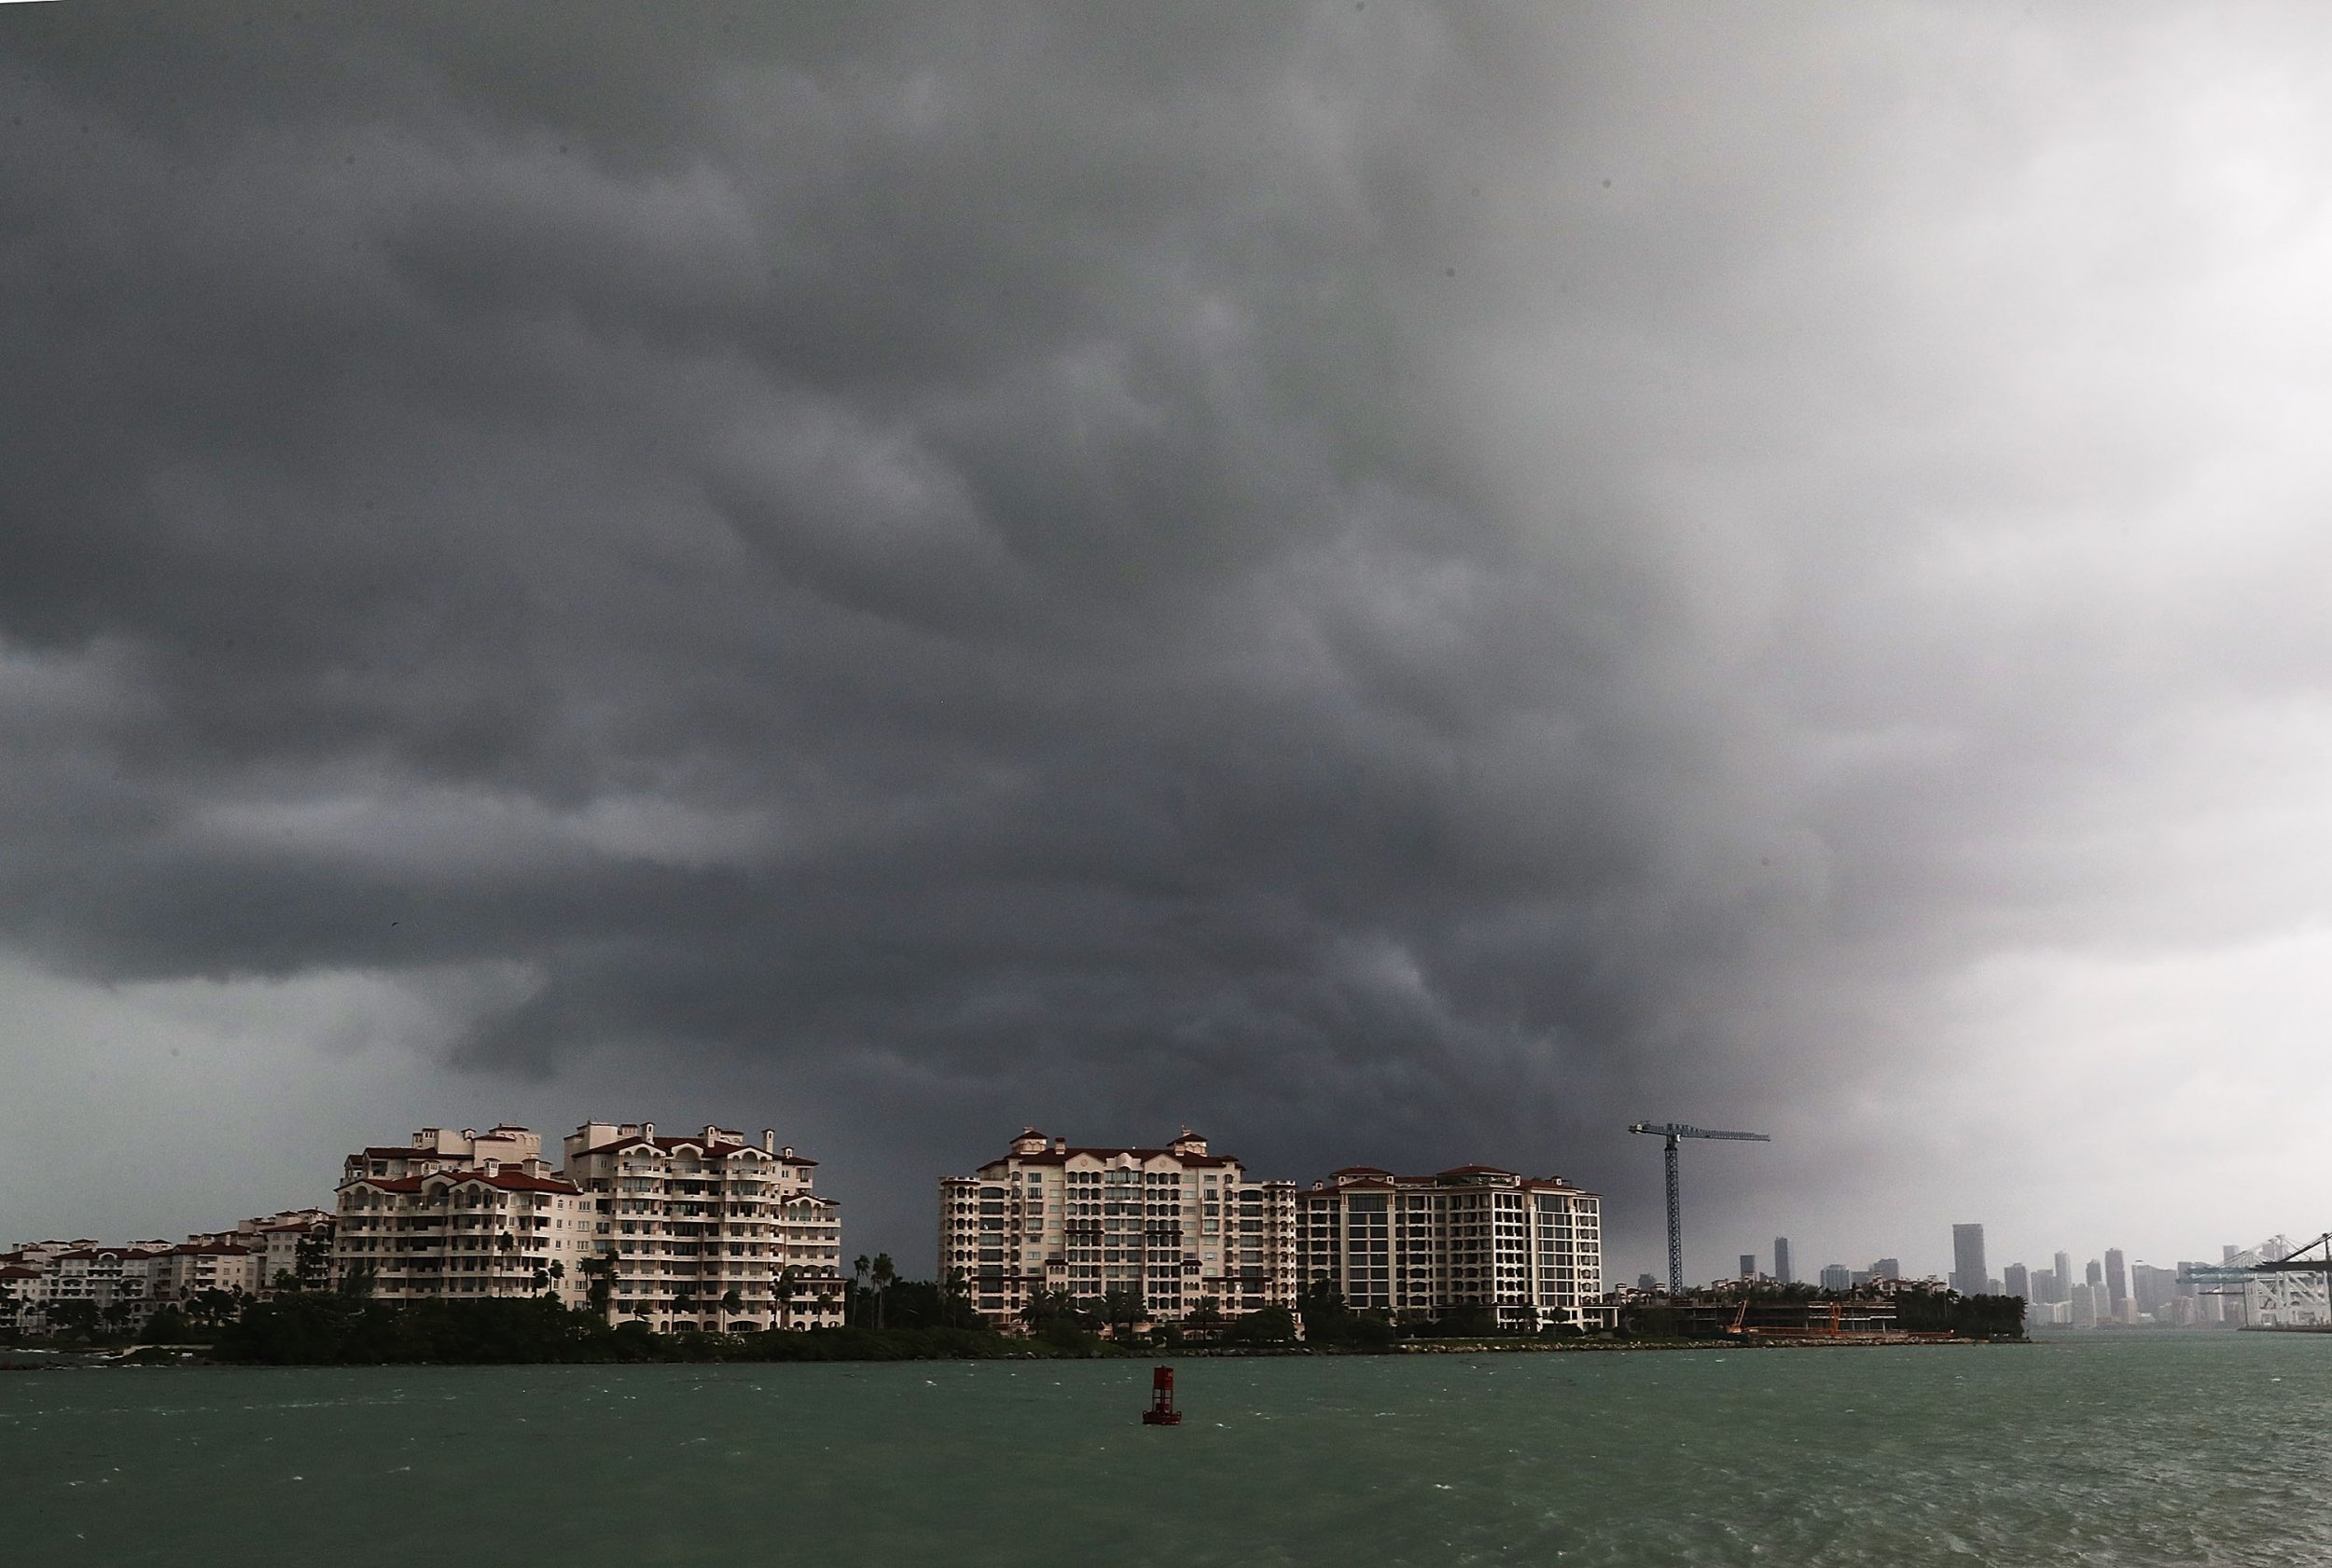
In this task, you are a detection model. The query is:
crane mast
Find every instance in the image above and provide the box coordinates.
[1628,1122,1770,1293]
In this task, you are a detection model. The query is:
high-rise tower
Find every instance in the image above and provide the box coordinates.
[1773,1236,1793,1284]
[1951,1223,1988,1295]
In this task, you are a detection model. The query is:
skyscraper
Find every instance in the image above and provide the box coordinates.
[1869,1256,1900,1280]
[1819,1263,1851,1291]
[2104,1248,2129,1314]
[1739,1254,1756,1280]
[2003,1262,2030,1300]
[1773,1237,1793,1284]
[2053,1251,2073,1302]
[1952,1224,1988,1296]
[2086,1258,2103,1288]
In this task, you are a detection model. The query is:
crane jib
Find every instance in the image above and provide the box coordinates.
[1628,1120,1771,1293]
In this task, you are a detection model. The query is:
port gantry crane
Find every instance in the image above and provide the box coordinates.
[1628,1122,1770,1293]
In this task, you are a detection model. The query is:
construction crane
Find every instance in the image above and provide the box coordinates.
[1628,1122,1770,1293]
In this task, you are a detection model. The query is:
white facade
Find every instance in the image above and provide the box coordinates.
[335,1157,597,1310]
[1297,1165,1606,1330]
[560,1122,843,1332]
[940,1128,1298,1328]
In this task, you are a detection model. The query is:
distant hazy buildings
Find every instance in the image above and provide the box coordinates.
[2003,1262,2030,1299]
[1773,1237,1793,1284]
[1950,1225,1988,1296]
[2105,1248,2129,1317]
[1819,1263,1852,1291]
[1870,1256,1900,1281]
[1,1206,332,1335]
[1739,1254,1756,1279]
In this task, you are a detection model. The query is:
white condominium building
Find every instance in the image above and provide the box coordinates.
[157,1242,262,1302]
[940,1127,1298,1329]
[187,1209,335,1292]
[560,1122,844,1332]
[333,1126,597,1309]
[38,1243,172,1320]
[1298,1165,1606,1330]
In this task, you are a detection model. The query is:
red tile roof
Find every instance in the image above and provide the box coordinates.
[344,1168,581,1195]
[569,1135,814,1165]
[985,1147,1238,1169]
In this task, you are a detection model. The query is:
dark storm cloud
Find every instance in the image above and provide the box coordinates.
[9,2,2332,1260]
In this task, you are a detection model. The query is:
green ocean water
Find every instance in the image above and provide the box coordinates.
[4,1334,2325,1566]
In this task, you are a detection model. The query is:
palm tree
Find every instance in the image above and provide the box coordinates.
[852,1255,870,1324]
[1099,1289,1146,1342]
[580,1252,615,1316]
[774,1266,801,1330]
[1019,1287,1066,1333]
[871,1253,896,1330]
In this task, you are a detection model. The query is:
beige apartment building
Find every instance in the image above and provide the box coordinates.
[0,1262,43,1331]
[940,1127,1298,1329]
[333,1126,598,1309]
[40,1243,171,1322]
[157,1241,262,1302]
[1297,1164,1607,1330]
[187,1209,334,1291]
[11,1237,270,1329]
[5,1213,335,1332]
[560,1122,844,1332]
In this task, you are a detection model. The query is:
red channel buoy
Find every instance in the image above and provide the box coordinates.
[1142,1364,1183,1425]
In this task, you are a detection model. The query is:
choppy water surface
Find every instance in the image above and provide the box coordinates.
[5,1334,2326,1566]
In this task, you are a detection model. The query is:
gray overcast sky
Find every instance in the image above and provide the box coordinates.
[6,2,2332,1286]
